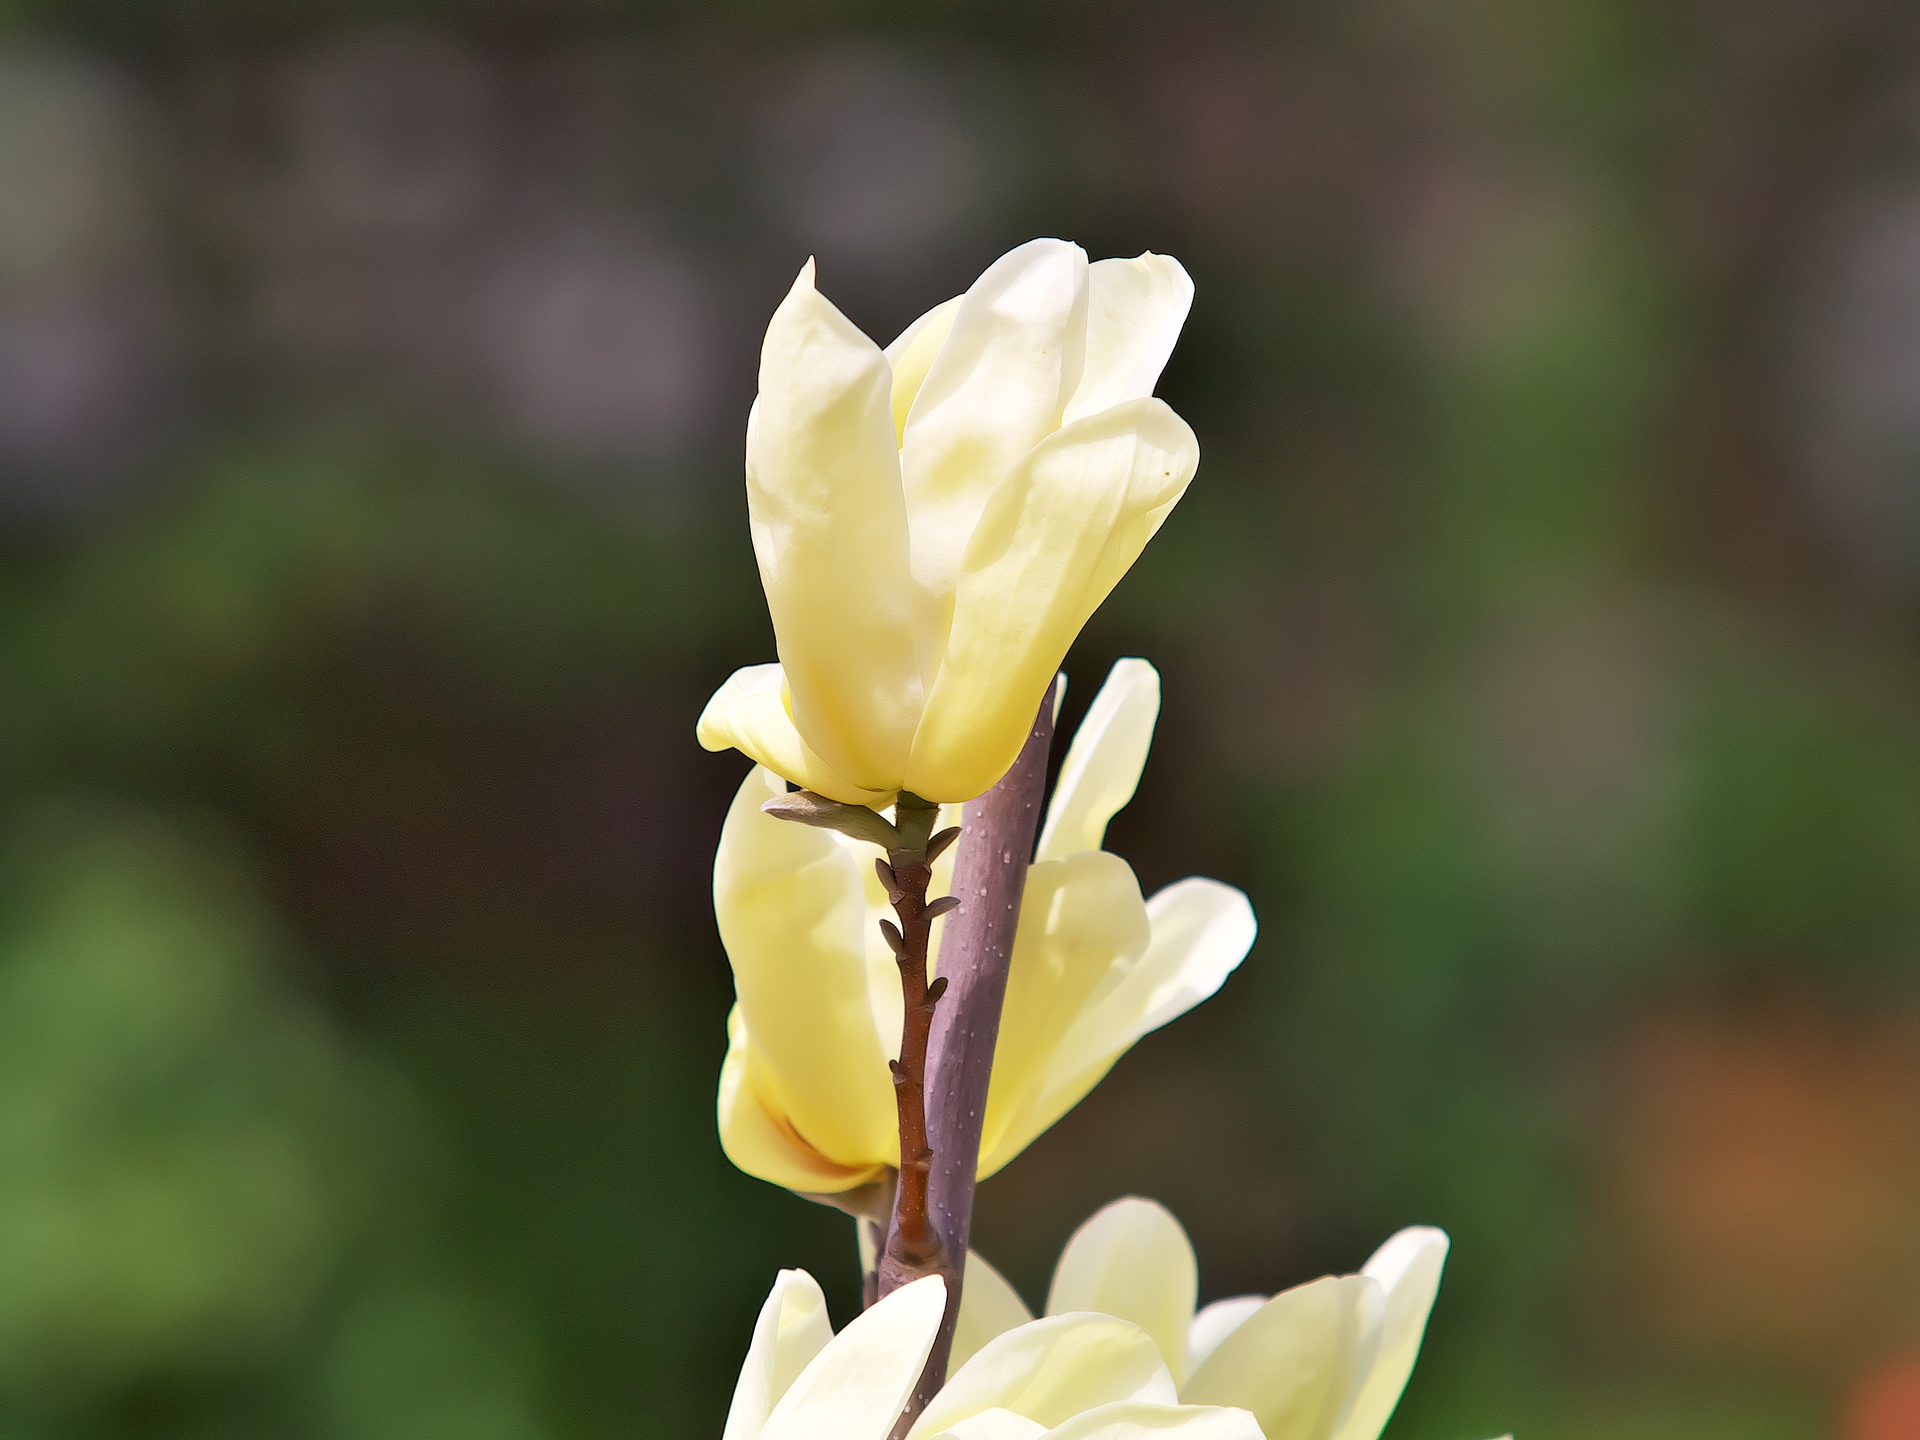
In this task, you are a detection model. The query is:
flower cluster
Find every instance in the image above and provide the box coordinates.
[700,239,1504,1440]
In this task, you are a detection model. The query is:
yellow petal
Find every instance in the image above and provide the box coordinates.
[718,1008,889,1193]
[1185,1299,1264,1376]
[764,1276,948,1440]
[1044,1402,1263,1440]
[748,261,923,792]
[905,399,1198,802]
[977,853,1151,1177]
[1180,1276,1385,1440]
[1332,1229,1449,1440]
[928,1410,1048,1440]
[1061,254,1194,427]
[698,665,895,807]
[1043,879,1257,1095]
[952,1249,1037,1372]
[900,238,1091,682]
[716,768,898,1171]
[725,1269,836,1440]
[1035,659,1160,863]
[885,295,963,442]
[909,1314,1176,1440]
[1044,1199,1198,1385]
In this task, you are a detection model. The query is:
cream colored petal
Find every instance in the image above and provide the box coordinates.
[1044,1199,1198,1385]
[977,853,1151,1177]
[900,238,1091,680]
[908,1314,1176,1440]
[905,399,1197,803]
[748,261,922,792]
[716,767,898,1170]
[1181,1276,1385,1440]
[885,295,964,442]
[725,1269,836,1440]
[718,1008,889,1193]
[764,1276,948,1440]
[929,1411,1048,1440]
[1332,1229,1449,1440]
[1044,1402,1264,1440]
[983,878,1251,1174]
[1062,254,1194,427]
[1185,1298,1264,1376]
[697,665,895,807]
[1035,659,1160,863]
[953,1249,1037,1372]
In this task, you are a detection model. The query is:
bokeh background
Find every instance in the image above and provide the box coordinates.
[2,2,1920,1438]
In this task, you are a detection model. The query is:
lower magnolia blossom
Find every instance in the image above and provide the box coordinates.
[724,1269,1262,1440]
[950,1199,1450,1440]
[714,658,1258,1194]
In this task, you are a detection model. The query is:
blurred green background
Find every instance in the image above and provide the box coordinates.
[0,2,1918,1438]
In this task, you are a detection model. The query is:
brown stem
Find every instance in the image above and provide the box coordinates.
[877,794,950,1274]
[879,687,1057,1434]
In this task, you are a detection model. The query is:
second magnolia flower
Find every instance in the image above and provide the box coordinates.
[716,659,1257,1194]
[699,237,1199,806]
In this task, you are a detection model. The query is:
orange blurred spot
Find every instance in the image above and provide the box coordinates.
[1846,1353,1920,1440]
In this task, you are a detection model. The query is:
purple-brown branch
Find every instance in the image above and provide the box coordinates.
[878,686,1056,1433]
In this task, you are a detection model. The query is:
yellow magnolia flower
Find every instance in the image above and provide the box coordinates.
[715,660,1257,1194]
[953,1199,1450,1440]
[724,1267,1261,1440]
[698,238,1199,806]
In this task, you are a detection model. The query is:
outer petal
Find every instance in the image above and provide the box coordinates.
[1332,1229,1449,1440]
[1045,1199,1198,1385]
[1181,1276,1385,1440]
[905,399,1198,803]
[764,1276,948,1440]
[698,665,894,807]
[982,878,1252,1174]
[716,767,898,1171]
[908,1314,1176,1440]
[1044,1402,1263,1440]
[885,295,964,442]
[953,1250,1037,1372]
[748,261,922,792]
[977,853,1151,1177]
[1185,1299,1265,1376]
[900,239,1091,679]
[928,1411,1048,1440]
[1062,255,1194,427]
[717,1009,888,1192]
[725,1269,836,1440]
[1035,659,1160,863]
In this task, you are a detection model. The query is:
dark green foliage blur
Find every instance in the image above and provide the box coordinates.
[0,3,1916,1439]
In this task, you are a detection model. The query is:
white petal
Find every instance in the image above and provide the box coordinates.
[714,767,898,1171]
[909,1314,1176,1440]
[988,879,1254,1168]
[747,262,923,792]
[977,853,1151,1176]
[1180,1276,1385,1440]
[725,1269,836,1440]
[697,664,896,807]
[885,295,964,442]
[764,1276,948,1440]
[1035,659,1161,864]
[927,1409,1048,1440]
[1331,1229,1449,1440]
[1184,1298,1265,1376]
[1062,254,1194,427]
[900,238,1090,678]
[1044,1402,1263,1440]
[903,399,1196,804]
[1045,1199,1198,1384]
[953,1250,1037,1371]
